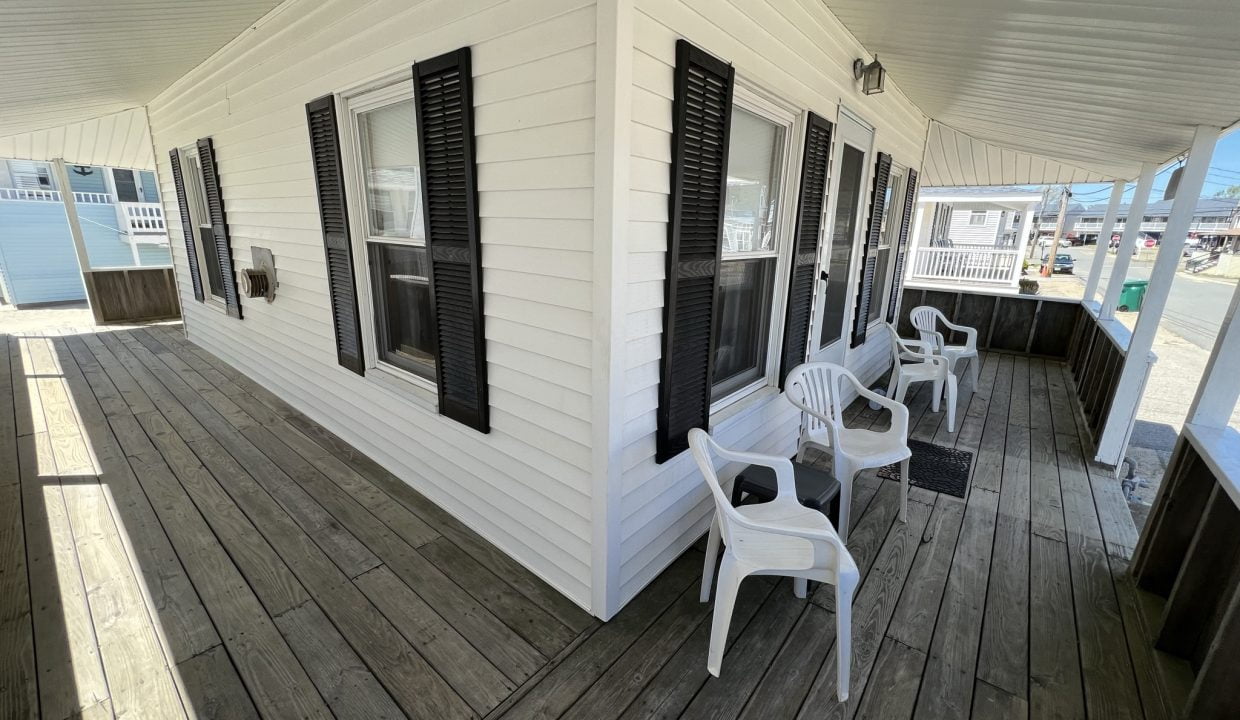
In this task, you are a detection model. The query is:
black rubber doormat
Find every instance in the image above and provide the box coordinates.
[877,439,973,498]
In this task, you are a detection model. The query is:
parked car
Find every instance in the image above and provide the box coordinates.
[1041,253,1075,274]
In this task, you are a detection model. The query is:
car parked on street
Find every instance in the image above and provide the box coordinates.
[1041,253,1075,274]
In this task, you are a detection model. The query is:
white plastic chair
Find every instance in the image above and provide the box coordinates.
[690,428,858,698]
[884,322,957,433]
[785,362,912,541]
[910,306,980,391]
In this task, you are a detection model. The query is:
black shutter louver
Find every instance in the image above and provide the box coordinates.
[886,168,918,324]
[196,137,241,319]
[306,95,365,375]
[850,151,892,347]
[778,112,833,389]
[168,148,204,303]
[413,47,489,433]
[656,40,735,463]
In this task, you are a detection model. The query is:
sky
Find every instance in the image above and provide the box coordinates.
[1062,130,1240,207]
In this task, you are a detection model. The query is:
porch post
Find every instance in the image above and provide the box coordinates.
[1099,162,1157,319]
[51,158,103,323]
[1097,125,1219,464]
[1009,202,1036,286]
[1185,278,1240,428]
[1083,179,1125,303]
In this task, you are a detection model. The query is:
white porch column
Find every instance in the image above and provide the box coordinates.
[1008,202,1036,286]
[1097,125,1219,464]
[1186,278,1240,428]
[51,158,100,321]
[1083,179,1125,303]
[1099,162,1157,319]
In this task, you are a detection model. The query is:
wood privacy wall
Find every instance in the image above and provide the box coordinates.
[1066,312,1127,446]
[84,268,181,324]
[895,287,1082,357]
[1131,428,1240,719]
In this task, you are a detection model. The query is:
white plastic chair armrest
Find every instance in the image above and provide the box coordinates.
[705,444,799,503]
[940,319,979,348]
[842,373,910,439]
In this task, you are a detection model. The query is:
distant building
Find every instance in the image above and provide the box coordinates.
[1032,196,1239,246]
[0,159,171,306]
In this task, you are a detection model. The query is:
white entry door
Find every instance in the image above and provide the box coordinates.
[810,110,874,366]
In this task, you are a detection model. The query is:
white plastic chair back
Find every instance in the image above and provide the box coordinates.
[784,362,850,454]
[910,305,947,352]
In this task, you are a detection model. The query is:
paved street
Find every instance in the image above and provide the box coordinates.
[1064,245,1237,349]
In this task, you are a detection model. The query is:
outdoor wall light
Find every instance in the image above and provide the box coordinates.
[853,56,886,95]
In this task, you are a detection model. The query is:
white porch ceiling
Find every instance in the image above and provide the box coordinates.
[0,0,284,138]
[823,0,1240,186]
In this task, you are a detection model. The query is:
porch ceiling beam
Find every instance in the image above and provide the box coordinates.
[1083,179,1126,304]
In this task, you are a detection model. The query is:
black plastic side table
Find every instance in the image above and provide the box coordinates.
[731,461,842,530]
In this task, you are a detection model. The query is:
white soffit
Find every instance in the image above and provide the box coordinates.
[922,122,1115,187]
[0,0,284,138]
[823,0,1240,185]
[0,108,156,170]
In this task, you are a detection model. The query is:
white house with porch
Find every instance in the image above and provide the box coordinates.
[2,0,1240,718]
[907,186,1043,288]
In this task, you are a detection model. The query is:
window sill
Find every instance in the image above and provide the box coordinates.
[365,363,438,414]
[710,385,779,428]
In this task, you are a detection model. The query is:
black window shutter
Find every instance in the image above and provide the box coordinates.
[168,148,204,303]
[413,47,489,433]
[886,168,918,324]
[850,151,892,348]
[656,40,735,464]
[306,94,365,376]
[196,137,242,319]
[778,112,833,389]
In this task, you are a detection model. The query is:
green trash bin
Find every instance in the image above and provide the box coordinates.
[1117,279,1149,312]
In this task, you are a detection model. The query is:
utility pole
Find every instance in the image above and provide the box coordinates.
[1029,185,1051,260]
[1042,185,1071,277]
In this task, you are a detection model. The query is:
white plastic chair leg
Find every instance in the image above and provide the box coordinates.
[894,374,911,405]
[898,458,910,523]
[701,514,721,602]
[885,369,899,399]
[931,377,942,412]
[835,460,854,542]
[835,570,858,701]
[793,577,808,599]
[946,373,958,433]
[707,556,743,677]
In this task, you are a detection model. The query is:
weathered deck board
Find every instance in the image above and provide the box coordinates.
[0,324,1165,720]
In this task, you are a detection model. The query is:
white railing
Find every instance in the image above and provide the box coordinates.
[1191,221,1230,232]
[0,187,60,201]
[117,201,168,244]
[74,191,114,204]
[910,247,1022,285]
[1075,222,1103,231]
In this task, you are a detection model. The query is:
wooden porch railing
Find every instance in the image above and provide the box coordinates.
[1131,423,1240,718]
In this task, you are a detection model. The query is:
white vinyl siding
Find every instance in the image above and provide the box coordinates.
[148,0,599,607]
[947,208,1005,246]
[619,0,928,605]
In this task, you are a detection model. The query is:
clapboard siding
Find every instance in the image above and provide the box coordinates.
[948,208,1005,245]
[148,0,599,606]
[617,0,927,604]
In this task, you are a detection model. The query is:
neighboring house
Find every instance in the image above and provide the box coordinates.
[0,158,172,306]
[906,186,1042,288]
[1034,196,1240,245]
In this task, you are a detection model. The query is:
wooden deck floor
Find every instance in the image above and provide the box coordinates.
[0,325,1182,719]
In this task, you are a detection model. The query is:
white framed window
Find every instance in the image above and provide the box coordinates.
[177,145,227,304]
[868,167,907,325]
[710,85,800,409]
[339,79,437,391]
[7,160,55,190]
[968,210,987,226]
